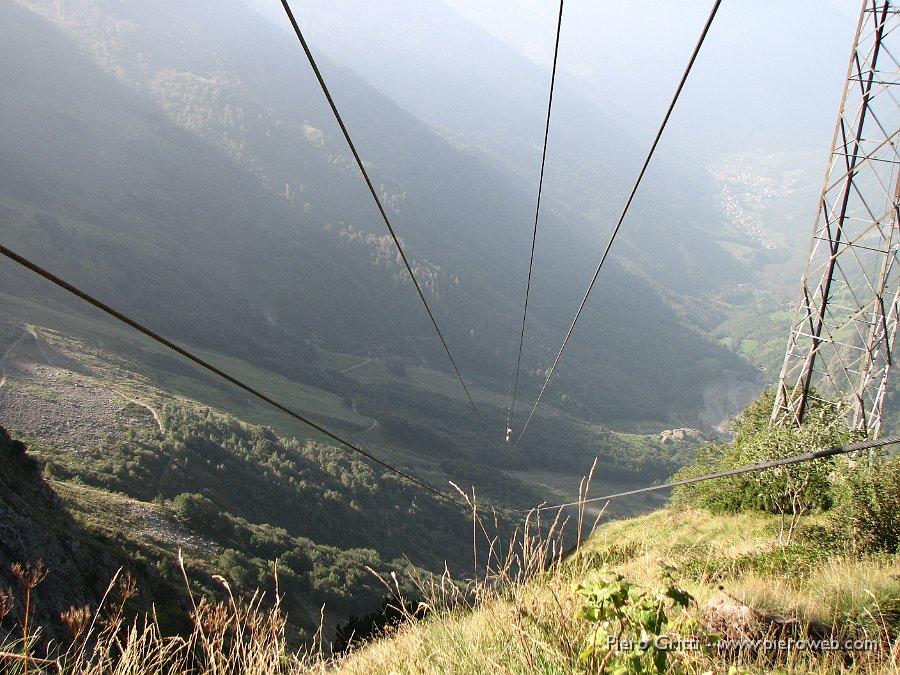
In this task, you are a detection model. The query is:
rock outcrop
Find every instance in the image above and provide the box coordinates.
[0,426,133,648]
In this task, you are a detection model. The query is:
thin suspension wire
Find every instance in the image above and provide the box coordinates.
[0,244,464,509]
[524,433,900,512]
[278,0,492,446]
[509,0,565,431]
[514,0,724,449]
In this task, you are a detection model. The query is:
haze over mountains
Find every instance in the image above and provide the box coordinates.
[448,0,857,150]
[1,0,783,431]
[0,0,875,648]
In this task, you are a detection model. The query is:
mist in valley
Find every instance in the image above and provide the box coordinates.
[0,0,878,645]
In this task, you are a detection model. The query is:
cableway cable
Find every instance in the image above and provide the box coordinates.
[524,433,900,512]
[0,244,464,509]
[513,0,724,449]
[508,0,565,438]
[278,0,492,447]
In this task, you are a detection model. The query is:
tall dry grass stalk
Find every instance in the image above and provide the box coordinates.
[4,464,896,674]
[0,461,611,675]
[0,554,329,675]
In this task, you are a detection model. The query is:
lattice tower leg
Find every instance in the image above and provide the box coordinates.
[772,0,900,435]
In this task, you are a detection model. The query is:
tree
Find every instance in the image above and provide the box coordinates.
[742,423,840,546]
[170,492,231,536]
[834,454,900,553]
[671,389,858,546]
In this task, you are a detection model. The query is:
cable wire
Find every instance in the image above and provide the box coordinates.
[525,433,900,512]
[278,0,492,446]
[509,0,565,433]
[0,244,464,509]
[513,0,724,449]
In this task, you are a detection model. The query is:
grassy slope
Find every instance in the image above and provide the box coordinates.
[0,311,687,641]
[333,508,900,674]
[4,502,896,672]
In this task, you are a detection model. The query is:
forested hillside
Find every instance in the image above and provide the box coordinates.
[1,0,756,432]
[0,312,685,645]
[0,0,847,664]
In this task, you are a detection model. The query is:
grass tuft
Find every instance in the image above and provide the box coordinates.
[1,496,898,674]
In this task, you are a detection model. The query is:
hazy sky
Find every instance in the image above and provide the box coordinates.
[242,0,869,157]
[441,0,864,150]
[443,0,861,69]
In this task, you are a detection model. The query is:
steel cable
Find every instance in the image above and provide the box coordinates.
[514,0,724,449]
[0,244,465,508]
[278,0,492,447]
[509,0,565,436]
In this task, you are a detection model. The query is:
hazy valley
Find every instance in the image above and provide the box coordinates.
[2,0,896,671]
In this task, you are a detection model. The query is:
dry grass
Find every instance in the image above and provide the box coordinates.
[334,501,899,675]
[2,486,898,674]
[0,554,325,675]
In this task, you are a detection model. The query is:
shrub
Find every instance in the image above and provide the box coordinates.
[670,390,859,545]
[834,455,900,553]
[669,442,757,514]
[170,492,232,537]
[575,568,694,674]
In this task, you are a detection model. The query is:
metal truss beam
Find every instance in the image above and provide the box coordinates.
[773,0,900,436]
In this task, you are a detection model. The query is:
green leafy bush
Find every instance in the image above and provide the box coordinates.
[669,441,758,514]
[671,390,858,544]
[833,455,900,553]
[170,492,232,537]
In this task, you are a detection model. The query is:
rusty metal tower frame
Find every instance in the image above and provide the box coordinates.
[773,0,900,435]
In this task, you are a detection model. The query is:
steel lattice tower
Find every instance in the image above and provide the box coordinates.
[772,0,900,436]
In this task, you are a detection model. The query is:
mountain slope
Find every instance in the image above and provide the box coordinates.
[239,0,746,299]
[0,424,197,646]
[2,0,754,433]
[334,508,899,674]
[0,327,477,641]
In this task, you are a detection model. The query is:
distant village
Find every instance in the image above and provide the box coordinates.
[709,158,797,251]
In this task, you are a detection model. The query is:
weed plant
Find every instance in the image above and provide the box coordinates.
[1,465,898,674]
